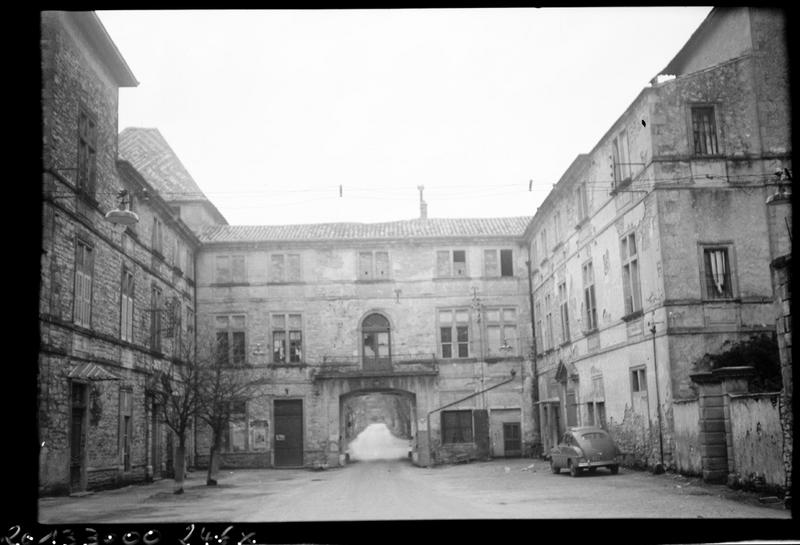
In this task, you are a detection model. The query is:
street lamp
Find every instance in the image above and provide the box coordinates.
[105,189,139,226]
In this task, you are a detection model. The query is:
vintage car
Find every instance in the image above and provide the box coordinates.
[550,426,620,476]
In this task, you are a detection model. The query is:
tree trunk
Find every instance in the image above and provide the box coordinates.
[174,444,186,494]
[206,441,220,486]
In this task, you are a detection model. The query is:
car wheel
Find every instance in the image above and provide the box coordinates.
[568,460,579,477]
[588,467,597,474]
[550,459,560,474]
[610,464,619,475]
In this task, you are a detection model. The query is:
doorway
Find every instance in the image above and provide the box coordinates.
[274,399,303,467]
[362,313,391,371]
[489,408,521,458]
[69,382,87,492]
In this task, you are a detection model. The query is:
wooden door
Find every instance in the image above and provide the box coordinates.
[274,399,303,467]
[503,422,521,457]
[69,383,87,492]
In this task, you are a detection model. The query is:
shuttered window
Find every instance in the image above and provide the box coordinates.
[73,240,93,327]
[120,267,134,342]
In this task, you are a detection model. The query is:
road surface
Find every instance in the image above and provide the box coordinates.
[39,458,790,523]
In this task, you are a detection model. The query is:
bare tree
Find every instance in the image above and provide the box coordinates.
[194,337,267,486]
[149,342,200,494]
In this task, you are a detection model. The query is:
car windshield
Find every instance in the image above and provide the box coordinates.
[581,432,613,449]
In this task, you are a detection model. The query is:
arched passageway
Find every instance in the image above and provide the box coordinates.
[341,390,416,461]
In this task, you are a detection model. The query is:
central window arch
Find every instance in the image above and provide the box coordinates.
[362,313,391,371]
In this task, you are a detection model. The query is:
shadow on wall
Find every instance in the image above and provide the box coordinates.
[348,423,411,462]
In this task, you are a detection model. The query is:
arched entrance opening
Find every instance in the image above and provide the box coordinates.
[341,390,416,462]
[362,313,391,371]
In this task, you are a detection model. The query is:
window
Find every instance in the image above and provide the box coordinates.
[362,313,391,370]
[553,212,561,247]
[272,313,302,364]
[484,249,513,277]
[73,240,93,327]
[545,294,554,350]
[534,299,543,355]
[576,183,589,223]
[485,307,518,357]
[539,230,548,260]
[621,233,642,315]
[185,307,195,359]
[184,246,194,280]
[441,410,473,443]
[150,285,162,351]
[77,107,97,195]
[436,250,467,277]
[692,106,719,156]
[586,402,606,429]
[120,267,134,342]
[531,239,538,265]
[439,309,470,358]
[224,401,248,452]
[631,367,647,393]
[119,389,133,472]
[558,281,570,343]
[216,314,246,365]
[269,253,301,283]
[612,130,631,186]
[702,247,733,299]
[358,251,389,280]
[582,261,598,332]
[152,217,163,256]
[216,255,246,284]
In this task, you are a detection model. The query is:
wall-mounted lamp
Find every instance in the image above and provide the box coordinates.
[105,189,139,226]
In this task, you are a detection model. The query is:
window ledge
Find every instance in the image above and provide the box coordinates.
[440,357,478,363]
[152,250,165,261]
[210,282,250,288]
[574,217,589,230]
[356,279,393,283]
[480,275,516,280]
[434,276,471,281]
[583,328,599,337]
[267,281,306,286]
[271,362,307,368]
[171,266,184,277]
[621,310,644,322]
[560,341,571,348]
[551,242,564,252]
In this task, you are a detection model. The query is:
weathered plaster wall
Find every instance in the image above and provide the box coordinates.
[729,393,785,489]
[672,398,702,475]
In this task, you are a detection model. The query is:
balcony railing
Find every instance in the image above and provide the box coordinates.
[314,353,438,378]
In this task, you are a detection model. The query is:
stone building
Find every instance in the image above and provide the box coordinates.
[524,7,790,469]
[39,12,208,494]
[192,216,536,467]
[39,8,789,491]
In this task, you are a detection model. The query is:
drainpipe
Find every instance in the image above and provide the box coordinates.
[426,370,517,466]
[525,248,541,456]
[649,317,665,473]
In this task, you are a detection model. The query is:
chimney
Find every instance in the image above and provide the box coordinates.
[417,185,427,220]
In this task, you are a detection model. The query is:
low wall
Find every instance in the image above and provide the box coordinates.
[672,399,702,475]
[728,392,785,490]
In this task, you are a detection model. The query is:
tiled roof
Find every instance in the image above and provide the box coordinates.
[118,127,209,202]
[199,216,532,243]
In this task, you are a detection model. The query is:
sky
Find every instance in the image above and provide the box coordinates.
[97,8,713,227]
